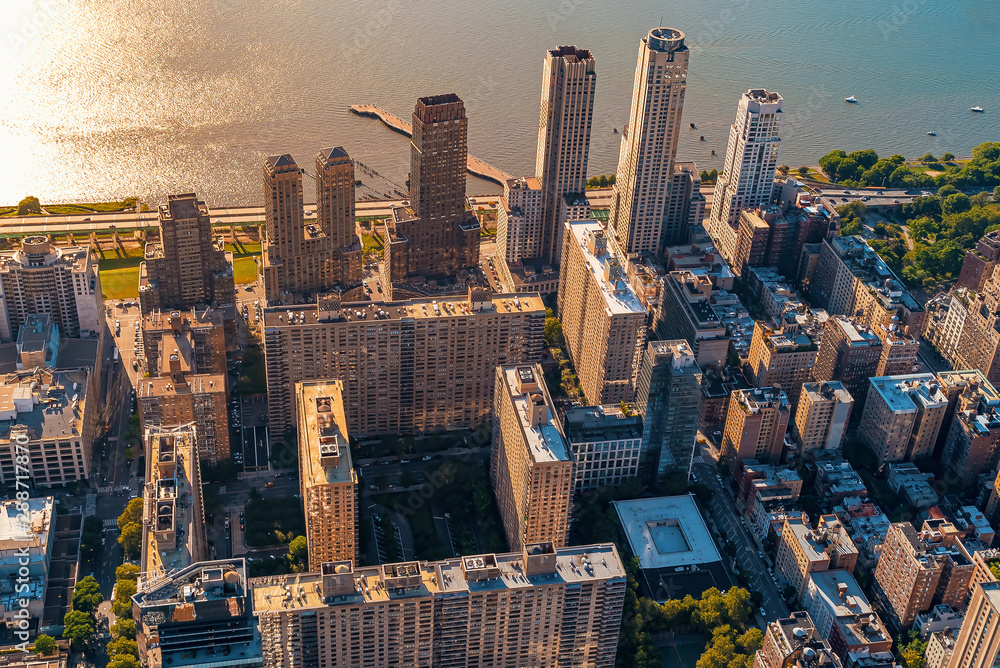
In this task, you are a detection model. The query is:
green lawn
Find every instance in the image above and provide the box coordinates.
[233,256,258,284]
[101,267,140,300]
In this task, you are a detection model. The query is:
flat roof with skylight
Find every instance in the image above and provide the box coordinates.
[612,495,721,570]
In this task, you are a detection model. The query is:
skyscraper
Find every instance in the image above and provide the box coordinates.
[383,94,480,295]
[535,46,596,265]
[707,89,783,264]
[947,581,1000,668]
[296,380,358,567]
[491,364,574,549]
[138,193,235,315]
[262,151,361,302]
[720,387,790,472]
[558,221,646,405]
[634,340,702,482]
[608,28,689,255]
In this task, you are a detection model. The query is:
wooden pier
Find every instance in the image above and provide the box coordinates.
[349,104,514,185]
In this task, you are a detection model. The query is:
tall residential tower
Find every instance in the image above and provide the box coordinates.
[707,90,783,263]
[608,28,689,255]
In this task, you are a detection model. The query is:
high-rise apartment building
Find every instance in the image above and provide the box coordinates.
[720,387,790,472]
[141,425,206,582]
[813,316,883,405]
[801,569,893,659]
[873,523,975,631]
[731,207,773,277]
[491,365,574,549]
[753,611,843,668]
[634,339,702,481]
[947,581,1000,668]
[251,542,626,668]
[558,221,646,405]
[140,308,228,378]
[957,230,1000,292]
[261,150,362,302]
[775,515,858,601]
[659,162,706,252]
[608,28,689,254]
[810,236,925,336]
[138,193,235,315]
[134,560,261,668]
[859,374,948,467]
[562,405,642,491]
[655,270,729,368]
[137,360,229,463]
[707,89,783,264]
[496,177,544,265]
[383,94,479,296]
[536,46,596,266]
[746,320,818,412]
[793,381,853,456]
[940,374,1000,480]
[0,236,102,342]
[953,266,1000,383]
[296,380,357,567]
[874,318,920,377]
[262,290,545,437]
[0,367,96,487]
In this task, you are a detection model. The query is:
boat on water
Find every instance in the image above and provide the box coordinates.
[690,123,696,129]
[971,106,985,113]
[700,136,705,141]
[711,150,716,156]
[845,96,858,103]
[927,131,936,136]
[613,128,618,134]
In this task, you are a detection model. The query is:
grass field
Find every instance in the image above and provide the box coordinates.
[101,267,140,300]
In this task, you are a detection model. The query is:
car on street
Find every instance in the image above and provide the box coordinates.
[422,455,432,461]
[265,482,275,488]
[758,607,766,618]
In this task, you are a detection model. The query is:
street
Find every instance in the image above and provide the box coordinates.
[692,442,790,624]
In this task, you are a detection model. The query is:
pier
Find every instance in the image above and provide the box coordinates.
[349,104,514,185]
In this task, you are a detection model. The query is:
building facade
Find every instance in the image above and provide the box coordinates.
[634,339,702,481]
[491,365,574,549]
[138,193,235,315]
[813,316,883,405]
[707,90,783,263]
[262,290,545,438]
[859,374,948,467]
[562,405,642,491]
[775,515,858,601]
[137,368,230,463]
[0,236,102,342]
[793,381,853,456]
[720,387,790,472]
[608,28,689,254]
[947,581,1000,668]
[297,380,358,567]
[655,270,729,369]
[746,320,818,412]
[558,221,646,405]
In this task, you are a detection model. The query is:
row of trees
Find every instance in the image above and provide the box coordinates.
[106,564,141,668]
[62,575,102,652]
[586,174,616,188]
[118,497,143,559]
[818,149,933,188]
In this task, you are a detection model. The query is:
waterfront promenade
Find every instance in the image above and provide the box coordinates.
[350,104,515,184]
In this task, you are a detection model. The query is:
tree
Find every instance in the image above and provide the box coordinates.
[919,153,937,163]
[116,563,140,582]
[118,497,143,530]
[942,192,972,216]
[17,196,42,216]
[544,315,564,348]
[112,579,137,619]
[107,656,141,668]
[937,184,959,197]
[795,166,809,177]
[71,576,104,613]
[111,618,136,640]
[776,165,789,175]
[847,148,879,170]
[995,184,1000,201]
[107,637,139,659]
[288,535,309,572]
[840,219,862,236]
[62,609,96,651]
[32,634,57,655]
[118,522,142,559]
[941,152,955,162]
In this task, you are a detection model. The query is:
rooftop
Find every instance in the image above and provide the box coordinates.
[612,495,721,571]
[0,497,52,558]
[0,368,90,443]
[868,373,948,413]
[501,366,569,464]
[297,380,356,486]
[565,220,645,317]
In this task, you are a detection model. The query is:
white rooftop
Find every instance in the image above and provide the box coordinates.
[613,495,721,570]
[565,220,646,316]
[502,367,569,463]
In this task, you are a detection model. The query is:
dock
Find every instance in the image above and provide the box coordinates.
[349,104,514,185]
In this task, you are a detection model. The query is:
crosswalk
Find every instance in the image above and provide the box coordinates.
[103,518,119,529]
[97,485,132,494]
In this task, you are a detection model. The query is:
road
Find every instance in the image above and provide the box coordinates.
[692,443,789,623]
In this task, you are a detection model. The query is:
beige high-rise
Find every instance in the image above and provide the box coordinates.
[140,424,206,583]
[262,290,545,437]
[947,581,1000,668]
[137,370,229,463]
[793,381,853,455]
[746,320,818,411]
[491,365,574,549]
[296,380,357,567]
[535,46,596,265]
[138,193,235,315]
[720,387,790,472]
[558,221,646,405]
[251,542,626,668]
[774,515,857,601]
[608,28,689,254]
